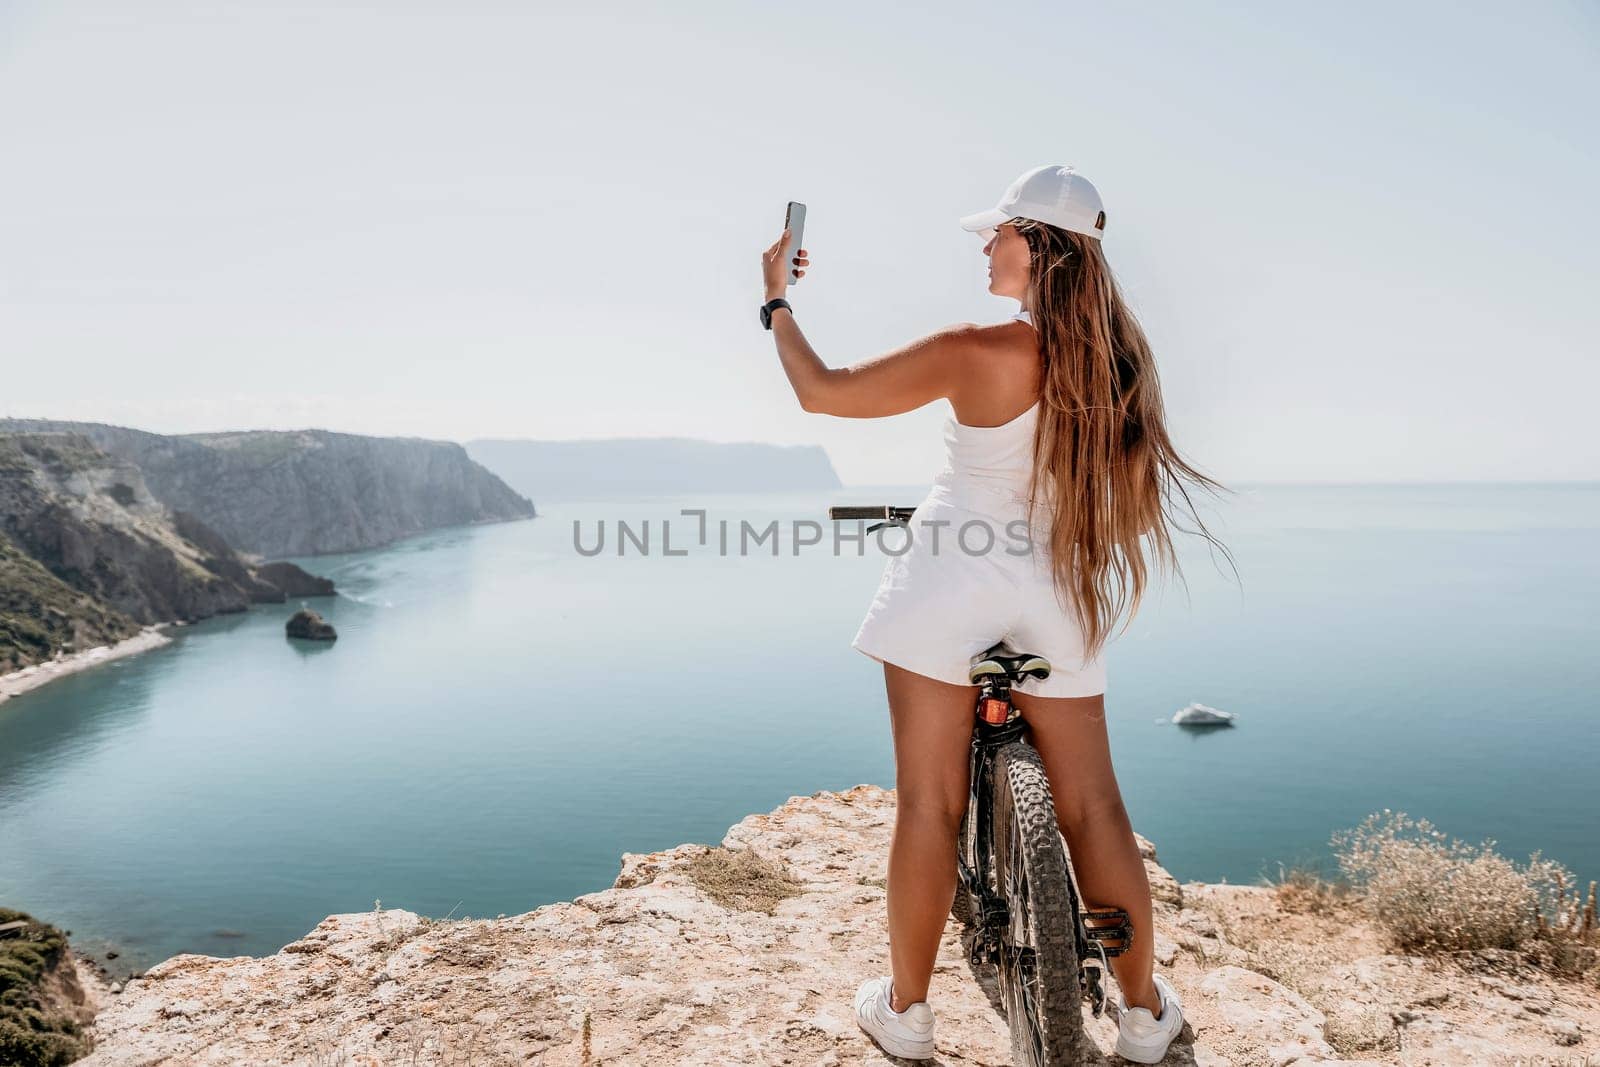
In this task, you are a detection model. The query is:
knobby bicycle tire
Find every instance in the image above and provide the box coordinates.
[951,879,973,926]
[991,740,1084,1066]
[951,797,974,927]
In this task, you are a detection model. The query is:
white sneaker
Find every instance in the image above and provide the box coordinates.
[1114,973,1183,1063]
[853,975,936,1060]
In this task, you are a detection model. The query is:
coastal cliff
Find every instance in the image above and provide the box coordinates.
[74,785,1598,1065]
[0,419,536,558]
[0,431,330,675]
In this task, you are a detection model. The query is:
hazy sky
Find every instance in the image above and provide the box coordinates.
[2,1,1596,484]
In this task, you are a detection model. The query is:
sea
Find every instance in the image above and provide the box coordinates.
[1,483,1596,975]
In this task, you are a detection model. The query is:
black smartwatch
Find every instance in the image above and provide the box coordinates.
[760,297,791,330]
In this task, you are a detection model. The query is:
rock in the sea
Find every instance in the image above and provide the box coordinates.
[254,561,336,598]
[285,608,336,641]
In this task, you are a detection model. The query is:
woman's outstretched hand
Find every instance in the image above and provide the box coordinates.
[762,228,808,301]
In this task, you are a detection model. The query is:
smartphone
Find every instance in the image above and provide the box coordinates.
[784,201,807,285]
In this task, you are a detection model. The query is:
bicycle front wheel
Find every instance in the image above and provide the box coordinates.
[991,740,1084,1066]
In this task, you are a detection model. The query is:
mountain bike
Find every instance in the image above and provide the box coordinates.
[830,504,1134,1066]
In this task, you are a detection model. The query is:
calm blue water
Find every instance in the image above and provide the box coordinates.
[2,484,1596,975]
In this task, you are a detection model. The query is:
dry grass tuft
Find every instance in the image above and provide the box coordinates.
[1322,1005,1401,1058]
[1265,861,1356,916]
[1533,867,1598,942]
[1240,940,1319,992]
[1331,810,1596,959]
[683,847,805,915]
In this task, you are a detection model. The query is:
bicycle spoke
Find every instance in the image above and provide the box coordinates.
[1010,829,1047,1061]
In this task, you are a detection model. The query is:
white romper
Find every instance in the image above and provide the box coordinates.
[850,310,1108,698]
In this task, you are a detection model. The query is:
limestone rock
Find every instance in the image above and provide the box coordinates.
[1548,1017,1582,1045]
[73,785,1600,1066]
[1197,965,1336,1064]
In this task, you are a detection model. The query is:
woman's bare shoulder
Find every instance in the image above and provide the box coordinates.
[920,318,1032,353]
[944,319,1042,422]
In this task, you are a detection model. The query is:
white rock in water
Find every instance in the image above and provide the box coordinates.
[1172,702,1236,725]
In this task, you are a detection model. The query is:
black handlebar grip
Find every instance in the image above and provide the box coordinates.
[828,506,891,520]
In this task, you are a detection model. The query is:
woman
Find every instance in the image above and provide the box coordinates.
[759,164,1230,1064]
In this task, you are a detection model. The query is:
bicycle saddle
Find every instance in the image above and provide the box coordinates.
[968,640,1051,684]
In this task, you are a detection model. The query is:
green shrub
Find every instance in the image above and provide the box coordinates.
[0,1020,84,1067]
[0,908,89,1067]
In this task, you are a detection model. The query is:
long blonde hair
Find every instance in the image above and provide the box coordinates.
[1007,217,1236,661]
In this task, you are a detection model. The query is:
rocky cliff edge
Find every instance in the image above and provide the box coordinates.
[77,786,1597,1066]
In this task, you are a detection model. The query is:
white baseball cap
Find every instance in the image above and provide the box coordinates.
[960,164,1106,242]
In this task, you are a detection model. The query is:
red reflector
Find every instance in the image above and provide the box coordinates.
[980,697,1010,724]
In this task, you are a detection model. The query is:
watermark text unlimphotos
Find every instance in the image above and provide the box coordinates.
[571,509,1041,558]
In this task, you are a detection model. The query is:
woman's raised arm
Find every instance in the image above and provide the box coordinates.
[760,226,974,419]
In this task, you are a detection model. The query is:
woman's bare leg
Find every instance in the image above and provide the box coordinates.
[1009,688,1161,1015]
[879,662,980,1014]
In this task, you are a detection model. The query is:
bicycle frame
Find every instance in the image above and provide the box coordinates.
[955,669,1133,1019]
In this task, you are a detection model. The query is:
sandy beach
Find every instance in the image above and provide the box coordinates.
[0,625,177,705]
